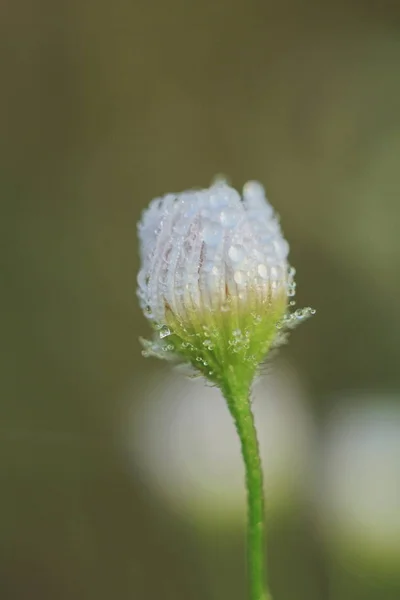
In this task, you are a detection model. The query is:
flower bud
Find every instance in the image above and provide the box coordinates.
[137,180,313,389]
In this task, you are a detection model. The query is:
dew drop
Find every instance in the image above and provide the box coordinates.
[203,223,221,246]
[310,308,316,315]
[159,325,171,339]
[257,264,268,279]
[220,210,238,228]
[203,339,214,350]
[270,266,282,282]
[234,270,246,285]
[228,244,246,263]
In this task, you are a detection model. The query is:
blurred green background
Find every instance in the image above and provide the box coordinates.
[1,0,400,598]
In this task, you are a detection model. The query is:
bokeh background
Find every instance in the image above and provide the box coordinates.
[2,0,400,598]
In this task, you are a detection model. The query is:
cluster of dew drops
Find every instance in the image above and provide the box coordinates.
[275,266,315,331]
[141,264,315,369]
[141,322,219,378]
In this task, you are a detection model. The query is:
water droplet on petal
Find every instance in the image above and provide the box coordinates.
[228,244,246,263]
[203,223,222,246]
[234,270,246,285]
[257,264,268,279]
[270,266,282,282]
[220,210,238,228]
[203,339,214,350]
[159,325,171,339]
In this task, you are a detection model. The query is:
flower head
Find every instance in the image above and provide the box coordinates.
[137,179,313,389]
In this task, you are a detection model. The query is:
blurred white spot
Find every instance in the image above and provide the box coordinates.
[316,394,400,562]
[122,362,314,526]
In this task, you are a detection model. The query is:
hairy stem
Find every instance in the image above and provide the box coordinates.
[222,382,271,600]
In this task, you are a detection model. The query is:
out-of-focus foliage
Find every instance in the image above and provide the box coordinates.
[1,1,400,599]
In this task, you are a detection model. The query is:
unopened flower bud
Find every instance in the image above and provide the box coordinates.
[137,180,313,389]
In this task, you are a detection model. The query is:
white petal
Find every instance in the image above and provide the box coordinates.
[137,181,291,323]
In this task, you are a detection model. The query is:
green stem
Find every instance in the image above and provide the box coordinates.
[222,382,271,600]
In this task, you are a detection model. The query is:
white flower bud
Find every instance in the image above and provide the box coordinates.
[137,180,313,387]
